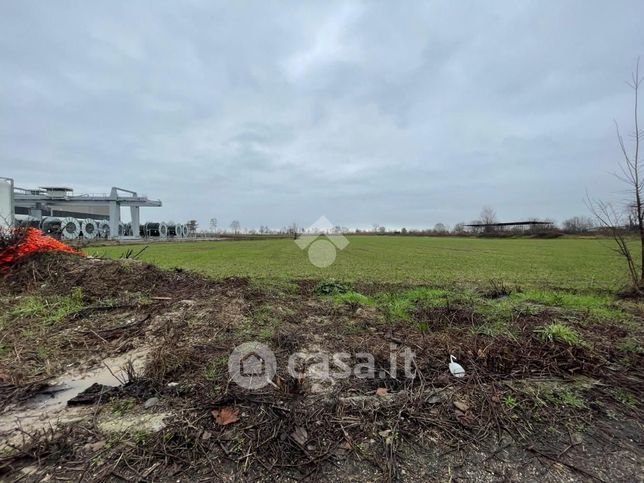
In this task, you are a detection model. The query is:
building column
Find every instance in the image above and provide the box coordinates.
[109,201,120,238]
[130,206,140,238]
[28,208,42,222]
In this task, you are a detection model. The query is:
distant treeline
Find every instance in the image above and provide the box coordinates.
[193,215,640,239]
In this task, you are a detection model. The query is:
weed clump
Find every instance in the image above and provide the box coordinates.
[481,280,515,299]
[9,287,85,322]
[543,387,587,409]
[535,322,583,346]
[331,291,374,305]
[314,280,351,296]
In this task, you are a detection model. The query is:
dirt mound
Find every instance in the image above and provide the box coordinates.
[0,227,80,271]
[1,251,218,299]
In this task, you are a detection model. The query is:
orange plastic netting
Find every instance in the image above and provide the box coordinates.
[0,228,81,270]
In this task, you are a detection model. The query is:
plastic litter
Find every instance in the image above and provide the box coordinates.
[0,227,80,270]
[449,355,465,378]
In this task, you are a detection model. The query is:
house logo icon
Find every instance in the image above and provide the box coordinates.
[295,216,349,268]
[240,351,265,377]
[228,341,277,389]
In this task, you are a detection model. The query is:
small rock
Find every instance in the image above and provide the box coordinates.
[453,400,470,412]
[144,397,160,409]
[20,466,38,475]
[426,394,444,404]
[167,382,179,387]
[291,426,308,446]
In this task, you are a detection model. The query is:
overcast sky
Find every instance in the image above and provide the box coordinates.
[1,1,643,230]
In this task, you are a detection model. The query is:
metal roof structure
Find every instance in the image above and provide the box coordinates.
[9,180,162,239]
[465,221,552,227]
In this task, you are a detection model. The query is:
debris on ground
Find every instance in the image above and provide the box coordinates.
[0,227,80,271]
[448,354,465,377]
[0,252,642,481]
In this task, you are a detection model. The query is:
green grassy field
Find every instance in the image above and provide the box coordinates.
[85,236,632,290]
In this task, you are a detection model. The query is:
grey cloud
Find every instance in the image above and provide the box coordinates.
[0,0,642,229]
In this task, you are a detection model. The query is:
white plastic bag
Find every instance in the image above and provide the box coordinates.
[449,355,465,378]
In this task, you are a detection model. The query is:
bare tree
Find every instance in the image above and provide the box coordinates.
[469,219,483,234]
[433,222,448,234]
[230,220,241,234]
[562,216,594,233]
[589,58,643,289]
[288,222,299,239]
[186,220,198,234]
[480,206,497,224]
[480,206,497,233]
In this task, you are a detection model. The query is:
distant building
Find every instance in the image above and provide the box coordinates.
[1,177,161,239]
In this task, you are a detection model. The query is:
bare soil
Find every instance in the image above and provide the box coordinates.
[0,252,642,482]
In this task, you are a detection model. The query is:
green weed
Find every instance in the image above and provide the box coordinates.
[404,287,451,307]
[555,388,587,409]
[237,304,288,341]
[614,389,637,408]
[258,326,276,341]
[331,291,374,305]
[472,320,516,339]
[204,356,228,382]
[617,338,643,354]
[9,287,85,322]
[533,385,587,409]
[535,322,583,346]
[252,305,281,325]
[10,296,47,318]
[314,280,351,295]
[503,394,518,409]
[515,290,624,322]
[249,278,299,297]
[377,293,413,322]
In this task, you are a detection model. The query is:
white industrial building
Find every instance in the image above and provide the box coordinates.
[0,177,172,240]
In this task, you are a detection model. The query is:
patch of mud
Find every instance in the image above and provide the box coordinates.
[0,348,148,449]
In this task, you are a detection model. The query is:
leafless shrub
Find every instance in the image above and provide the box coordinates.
[587,200,639,287]
[588,58,644,292]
